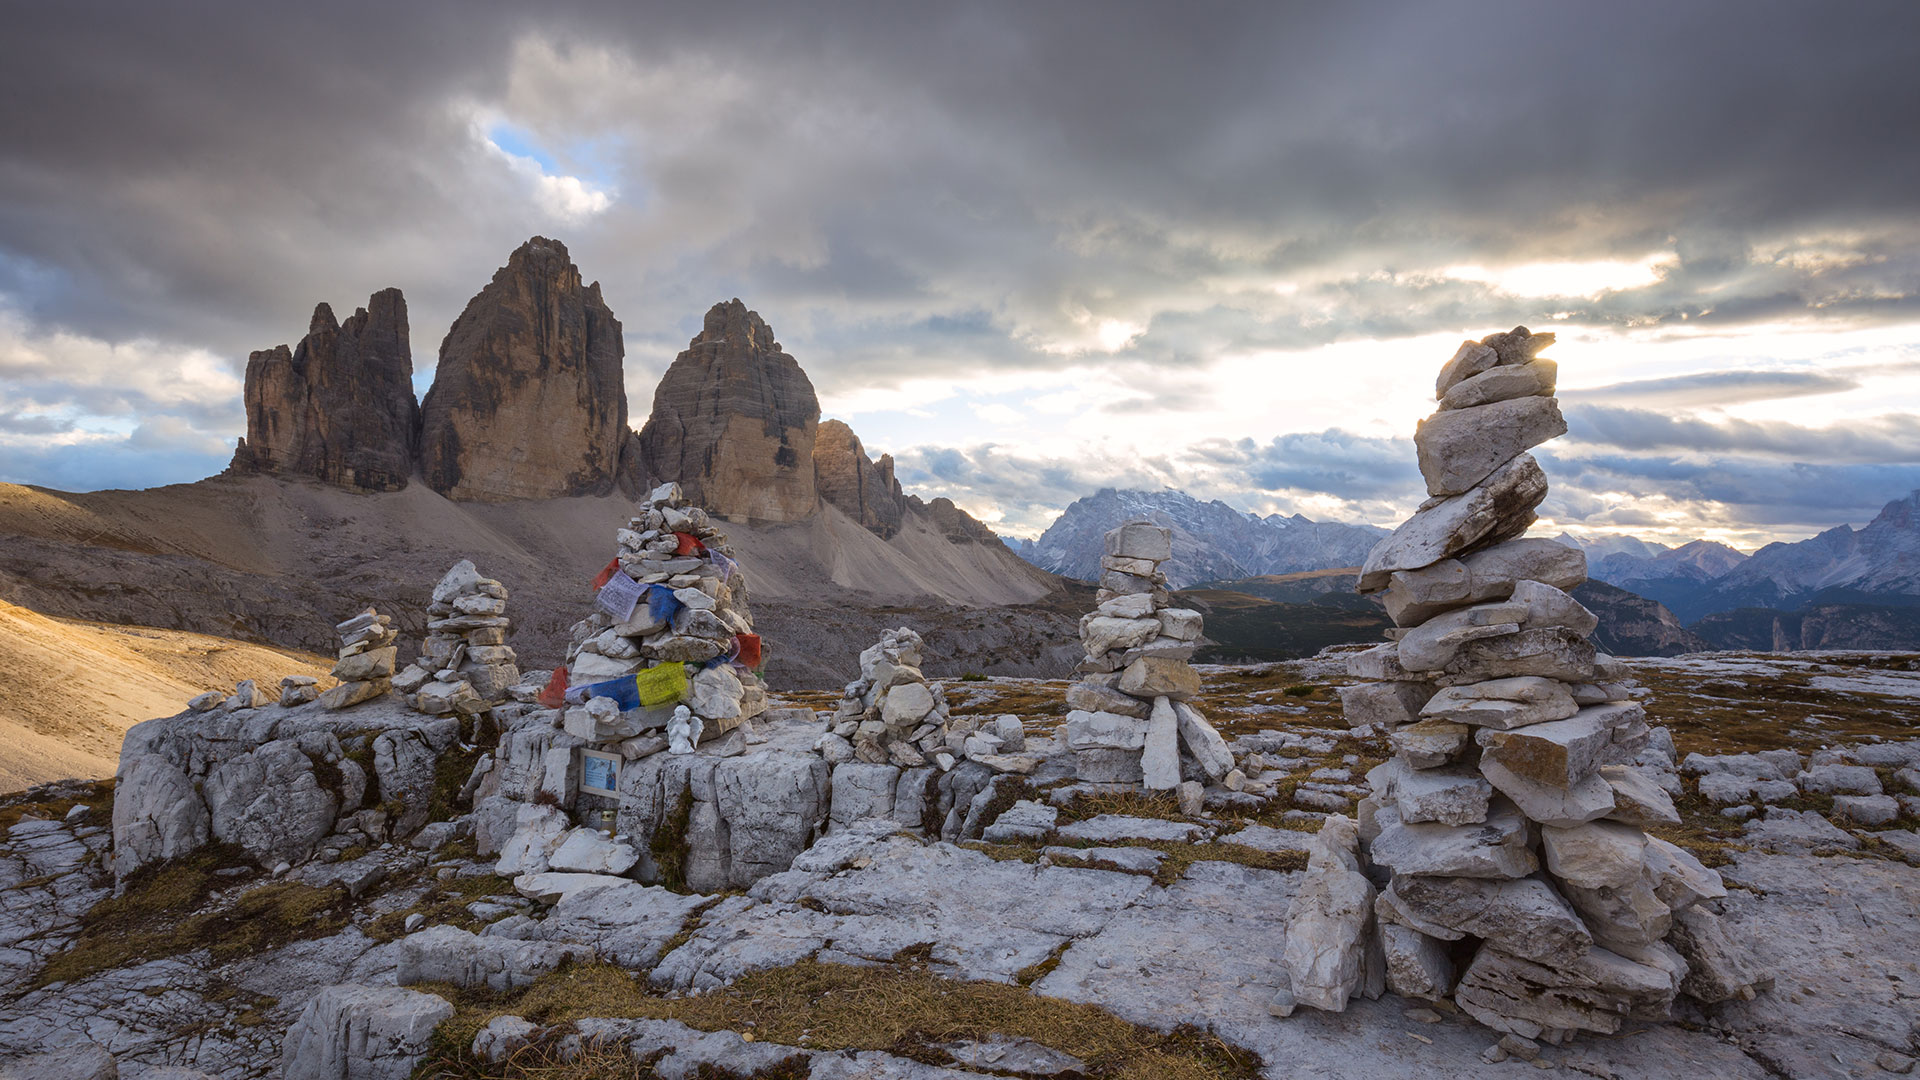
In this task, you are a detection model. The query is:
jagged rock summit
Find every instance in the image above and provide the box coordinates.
[814,418,907,539]
[421,236,639,502]
[228,288,419,491]
[638,299,822,523]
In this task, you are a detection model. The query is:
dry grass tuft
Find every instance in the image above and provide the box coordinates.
[35,847,351,988]
[419,958,1263,1080]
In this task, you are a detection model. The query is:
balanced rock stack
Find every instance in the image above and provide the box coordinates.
[825,628,954,767]
[1062,522,1234,789]
[557,482,768,743]
[393,561,519,717]
[1282,328,1764,1042]
[319,608,398,709]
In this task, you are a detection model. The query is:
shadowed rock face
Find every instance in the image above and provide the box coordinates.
[639,299,821,523]
[229,289,418,491]
[420,237,630,502]
[814,419,905,538]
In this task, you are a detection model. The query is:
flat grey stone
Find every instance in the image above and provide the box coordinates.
[1054,814,1200,843]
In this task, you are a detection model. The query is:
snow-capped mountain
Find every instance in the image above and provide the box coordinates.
[1011,488,1388,589]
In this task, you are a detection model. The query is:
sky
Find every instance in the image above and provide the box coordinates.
[2,2,1918,549]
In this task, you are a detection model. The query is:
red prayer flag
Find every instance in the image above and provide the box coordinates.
[591,557,621,590]
[538,666,569,709]
[733,633,763,669]
[673,531,706,556]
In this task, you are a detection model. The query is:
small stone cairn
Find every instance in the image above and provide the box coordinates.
[320,608,399,709]
[1278,327,1765,1044]
[557,482,768,745]
[1062,521,1234,792]
[826,628,952,767]
[393,561,520,717]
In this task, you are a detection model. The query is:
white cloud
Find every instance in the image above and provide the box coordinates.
[1441,251,1678,298]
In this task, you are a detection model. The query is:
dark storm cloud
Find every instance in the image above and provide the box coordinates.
[3,0,1920,535]
[1562,371,1862,409]
[1566,405,1920,463]
[4,1,1918,361]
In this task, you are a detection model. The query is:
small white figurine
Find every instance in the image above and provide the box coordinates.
[667,704,703,755]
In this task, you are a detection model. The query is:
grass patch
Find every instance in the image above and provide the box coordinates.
[1055,789,1187,825]
[0,779,114,833]
[367,873,519,943]
[418,959,1262,1080]
[34,846,352,988]
[428,739,487,825]
[649,786,696,894]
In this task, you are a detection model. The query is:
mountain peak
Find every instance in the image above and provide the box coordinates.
[419,238,632,501]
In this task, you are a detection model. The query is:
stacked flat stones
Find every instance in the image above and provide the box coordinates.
[820,628,1031,773]
[827,628,953,767]
[1292,328,1761,1042]
[1063,522,1234,789]
[320,608,399,709]
[394,561,519,718]
[560,482,768,743]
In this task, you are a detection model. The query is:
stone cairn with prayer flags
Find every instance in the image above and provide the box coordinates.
[549,482,768,748]
[1061,521,1236,794]
[319,607,399,709]
[1273,327,1765,1045]
[392,560,521,718]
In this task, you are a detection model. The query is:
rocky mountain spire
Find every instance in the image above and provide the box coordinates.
[637,299,821,523]
[814,419,906,538]
[419,236,635,502]
[228,288,418,491]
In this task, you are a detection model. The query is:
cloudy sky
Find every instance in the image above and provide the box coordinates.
[3,2,1918,548]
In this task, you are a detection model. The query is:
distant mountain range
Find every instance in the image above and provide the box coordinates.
[1018,486,1920,655]
[1007,488,1387,589]
[1564,491,1920,624]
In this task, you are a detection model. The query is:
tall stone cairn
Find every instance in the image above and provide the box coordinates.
[320,608,398,709]
[1279,327,1766,1042]
[393,561,520,717]
[1062,522,1235,789]
[561,482,769,742]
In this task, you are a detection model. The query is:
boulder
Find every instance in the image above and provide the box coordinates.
[1479,758,1615,828]
[1440,358,1556,410]
[396,925,594,992]
[1453,944,1682,1039]
[1667,906,1770,1003]
[1105,522,1173,561]
[1415,395,1566,496]
[281,984,453,1080]
[1367,802,1537,879]
[1599,765,1681,826]
[1476,705,1640,788]
[1081,616,1160,657]
[111,752,210,878]
[1435,626,1596,685]
[1379,921,1457,1000]
[1141,698,1181,790]
[1064,710,1148,752]
[1173,701,1235,780]
[1379,875,1592,967]
[202,739,339,868]
[1358,454,1548,591]
[1116,655,1200,700]
[1338,681,1435,729]
[1281,817,1377,1012]
[1389,719,1473,769]
[1420,676,1579,730]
